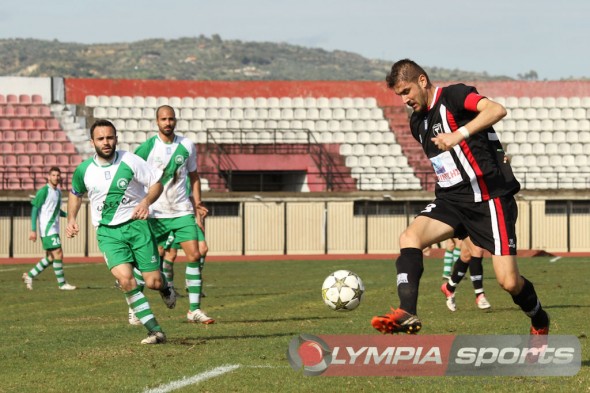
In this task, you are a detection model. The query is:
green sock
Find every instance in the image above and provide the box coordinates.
[29,257,50,278]
[125,287,161,332]
[443,251,453,276]
[162,259,174,288]
[52,259,66,286]
[186,262,202,311]
[132,267,145,292]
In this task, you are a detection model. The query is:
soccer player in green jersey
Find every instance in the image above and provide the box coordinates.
[134,105,214,324]
[22,167,76,290]
[66,119,175,344]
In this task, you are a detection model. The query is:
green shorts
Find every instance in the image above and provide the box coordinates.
[96,220,160,272]
[163,226,206,250]
[148,215,203,248]
[41,234,62,251]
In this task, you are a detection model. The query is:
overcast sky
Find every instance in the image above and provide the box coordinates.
[1,0,588,80]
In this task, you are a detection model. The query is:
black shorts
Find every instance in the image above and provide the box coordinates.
[417,196,518,256]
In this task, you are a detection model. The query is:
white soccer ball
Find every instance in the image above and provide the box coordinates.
[321,270,364,311]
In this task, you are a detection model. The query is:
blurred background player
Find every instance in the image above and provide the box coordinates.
[161,226,209,298]
[66,119,174,344]
[22,167,76,291]
[440,237,491,311]
[134,105,214,324]
[442,238,461,279]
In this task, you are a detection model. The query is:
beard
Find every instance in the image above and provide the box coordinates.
[95,145,116,160]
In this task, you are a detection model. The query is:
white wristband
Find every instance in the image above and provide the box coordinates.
[457,126,470,139]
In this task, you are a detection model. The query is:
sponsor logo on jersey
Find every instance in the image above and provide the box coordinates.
[117,178,129,190]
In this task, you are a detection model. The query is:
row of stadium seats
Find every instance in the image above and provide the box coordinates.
[85,95,380,109]
[502,131,590,144]
[0,130,70,143]
[0,118,61,130]
[504,107,590,120]
[506,142,590,156]
[496,120,590,133]
[112,118,392,134]
[0,105,53,118]
[493,96,590,108]
[0,94,44,105]
[0,154,81,167]
[94,106,387,121]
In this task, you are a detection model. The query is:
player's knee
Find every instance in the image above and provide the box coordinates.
[186,250,201,261]
[399,229,422,249]
[497,277,522,295]
[145,276,163,290]
[118,277,137,292]
[199,244,208,256]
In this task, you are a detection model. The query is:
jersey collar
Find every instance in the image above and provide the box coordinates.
[428,87,442,111]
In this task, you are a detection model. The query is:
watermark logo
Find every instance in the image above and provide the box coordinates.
[287,335,581,377]
[287,334,332,376]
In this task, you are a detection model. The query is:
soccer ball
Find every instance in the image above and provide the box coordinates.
[321,270,364,311]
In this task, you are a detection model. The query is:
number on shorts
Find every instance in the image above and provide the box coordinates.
[421,203,437,213]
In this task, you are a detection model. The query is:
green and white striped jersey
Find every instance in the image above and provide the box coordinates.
[135,134,197,218]
[70,151,163,227]
[31,184,63,237]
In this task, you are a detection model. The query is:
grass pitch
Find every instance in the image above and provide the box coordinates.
[1,256,588,392]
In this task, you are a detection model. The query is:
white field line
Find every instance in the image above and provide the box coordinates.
[0,267,18,272]
[549,256,562,263]
[143,364,240,393]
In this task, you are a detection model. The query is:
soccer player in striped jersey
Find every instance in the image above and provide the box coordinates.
[22,167,76,290]
[134,105,214,324]
[372,59,549,336]
[66,119,175,344]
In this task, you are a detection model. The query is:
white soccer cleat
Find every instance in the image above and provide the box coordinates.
[22,273,33,290]
[187,309,215,324]
[440,283,456,312]
[476,294,491,310]
[59,283,77,290]
[141,331,166,344]
[128,307,142,325]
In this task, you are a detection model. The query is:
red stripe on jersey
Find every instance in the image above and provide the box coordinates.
[446,110,491,200]
[459,141,491,200]
[464,93,484,112]
[493,198,510,255]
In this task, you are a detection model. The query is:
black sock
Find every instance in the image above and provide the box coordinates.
[446,258,469,293]
[395,248,424,315]
[511,276,549,329]
[468,257,484,297]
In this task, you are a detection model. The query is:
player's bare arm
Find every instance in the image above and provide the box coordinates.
[189,170,208,219]
[66,192,83,238]
[132,181,163,220]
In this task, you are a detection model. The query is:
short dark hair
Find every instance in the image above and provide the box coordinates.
[386,58,430,89]
[48,166,61,174]
[90,119,116,139]
[156,105,176,119]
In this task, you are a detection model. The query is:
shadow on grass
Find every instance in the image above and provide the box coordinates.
[218,316,341,323]
[168,331,298,346]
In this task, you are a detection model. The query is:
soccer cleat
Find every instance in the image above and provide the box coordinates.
[160,287,177,309]
[475,293,491,309]
[22,273,33,290]
[141,331,166,345]
[527,320,550,363]
[59,283,77,290]
[371,308,422,334]
[128,308,142,326]
[440,283,456,312]
[187,309,215,324]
